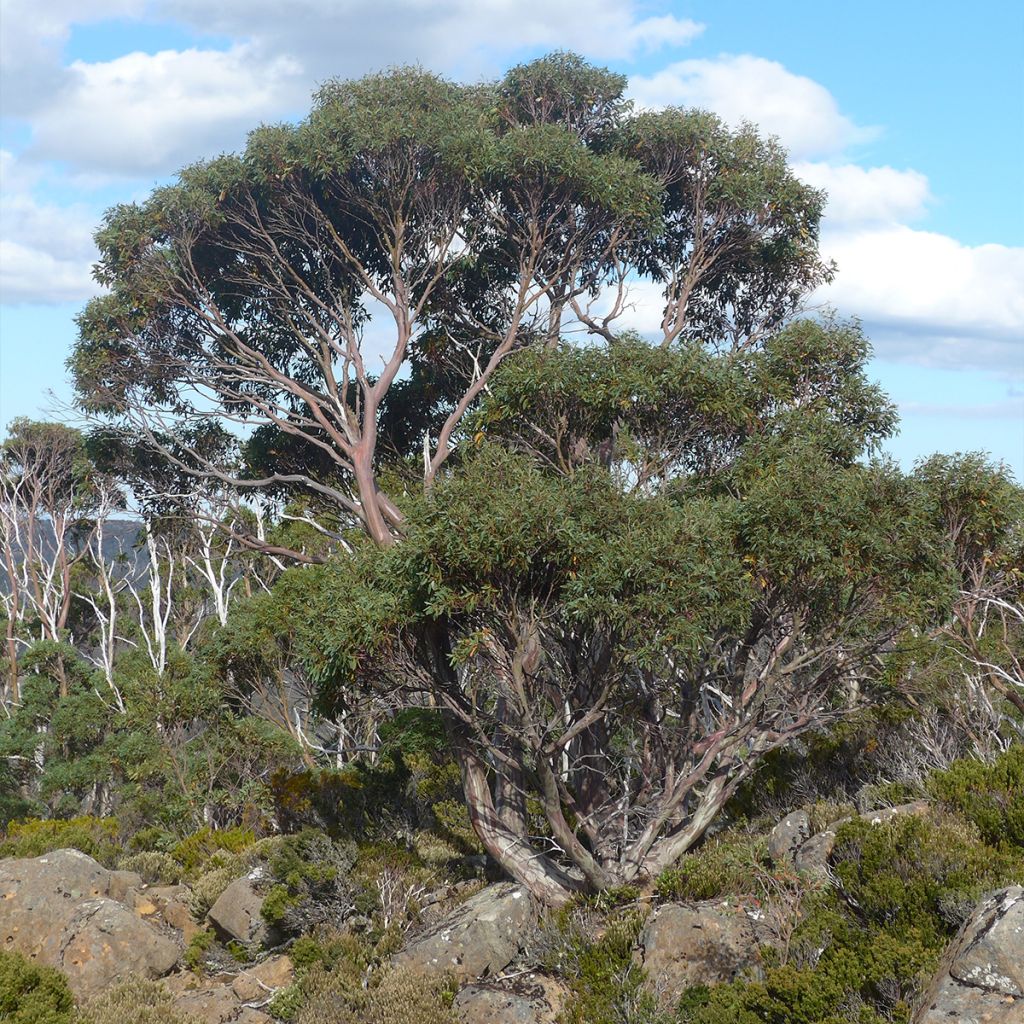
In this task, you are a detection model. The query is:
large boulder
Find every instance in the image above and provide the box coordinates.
[454,974,567,1024]
[0,848,179,1000]
[208,871,268,946]
[914,886,1023,1023]
[638,901,766,1008]
[394,882,537,983]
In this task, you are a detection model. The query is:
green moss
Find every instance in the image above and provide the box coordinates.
[0,949,74,1024]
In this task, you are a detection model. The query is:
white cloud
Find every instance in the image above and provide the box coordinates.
[158,0,703,74]
[816,224,1024,374]
[0,1,144,116]
[794,163,931,225]
[628,54,874,160]
[28,46,305,176]
[0,151,100,304]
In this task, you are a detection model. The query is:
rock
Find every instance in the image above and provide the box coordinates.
[57,898,180,999]
[858,800,930,828]
[914,886,1024,1023]
[162,897,194,931]
[455,974,567,1024]
[767,811,811,865]
[639,901,766,1008]
[0,849,179,1000]
[793,831,836,875]
[108,869,143,903]
[171,980,245,1023]
[231,955,294,1001]
[208,872,268,946]
[166,968,280,1023]
[394,882,537,983]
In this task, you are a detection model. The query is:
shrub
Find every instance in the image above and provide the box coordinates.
[830,811,1024,939]
[0,816,120,865]
[294,963,456,1024]
[73,977,202,1024]
[170,826,255,876]
[523,902,660,1024]
[261,830,357,937]
[187,867,237,921]
[655,831,769,903]
[928,746,1024,848]
[183,929,216,973]
[116,851,182,885]
[0,949,74,1024]
[679,804,1024,1024]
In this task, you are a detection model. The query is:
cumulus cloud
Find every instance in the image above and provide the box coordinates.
[158,0,703,75]
[28,46,305,177]
[816,225,1024,374]
[794,163,931,226]
[628,54,875,160]
[0,151,100,304]
[0,1,144,116]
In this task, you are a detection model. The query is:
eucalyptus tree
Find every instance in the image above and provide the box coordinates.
[72,53,828,547]
[70,53,896,901]
[0,420,105,700]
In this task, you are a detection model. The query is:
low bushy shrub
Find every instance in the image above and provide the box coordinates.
[679,801,1024,1024]
[561,908,660,1024]
[187,866,237,921]
[294,963,457,1024]
[655,831,769,903]
[170,826,256,876]
[928,746,1024,848]
[73,977,202,1024]
[0,816,120,865]
[830,811,1024,938]
[116,850,182,885]
[0,948,74,1024]
[261,830,357,937]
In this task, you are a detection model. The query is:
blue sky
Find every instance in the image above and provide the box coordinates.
[1,0,1021,475]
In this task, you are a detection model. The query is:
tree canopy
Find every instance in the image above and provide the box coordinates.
[67,53,1009,904]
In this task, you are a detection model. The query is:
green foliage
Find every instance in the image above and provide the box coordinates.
[0,949,74,1024]
[116,850,181,885]
[183,928,216,973]
[655,832,769,902]
[261,830,357,937]
[682,800,1024,1024]
[170,826,255,876]
[294,963,457,1024]
[73,977,202,1024]
[928,746,1024,848]
[830,811,1024,939]
[187,866,238,921]
[0,816,120,865]
[560,909,661,1024]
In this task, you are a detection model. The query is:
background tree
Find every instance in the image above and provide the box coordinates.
[0,420,104,701]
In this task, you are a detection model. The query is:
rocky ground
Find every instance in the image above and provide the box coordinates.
[1,795,1020,1023]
